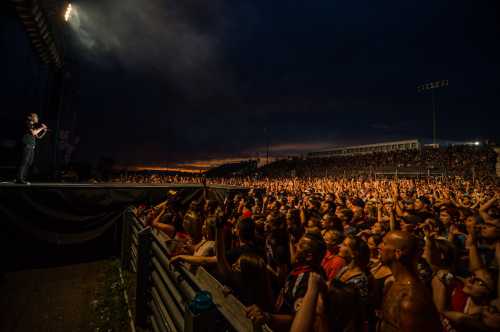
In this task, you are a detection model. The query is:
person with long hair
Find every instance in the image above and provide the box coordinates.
[234,253,275,312]
[326,234,372,332]
[264,212,290,288]
[246,232,326,331]
[210,215,273,311]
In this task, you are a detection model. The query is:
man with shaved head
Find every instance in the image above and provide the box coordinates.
[378,231,441,332]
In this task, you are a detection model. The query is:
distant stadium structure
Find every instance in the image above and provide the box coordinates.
[307,139,421,158]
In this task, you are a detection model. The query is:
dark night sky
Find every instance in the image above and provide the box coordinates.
[9,1,500,165]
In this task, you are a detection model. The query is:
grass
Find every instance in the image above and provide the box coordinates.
[89,260,132,332]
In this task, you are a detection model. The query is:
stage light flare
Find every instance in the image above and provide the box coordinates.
[64,3,72,22]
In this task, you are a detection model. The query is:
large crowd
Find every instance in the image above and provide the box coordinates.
[131,172,500,332]
[109,145,497,185]
[259,145,497,179]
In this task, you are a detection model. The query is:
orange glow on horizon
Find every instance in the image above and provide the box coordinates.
[117,156,260,173]
[122,166,206,173]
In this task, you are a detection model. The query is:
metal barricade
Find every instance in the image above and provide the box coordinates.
[121,207,144,273]
[121,209,272,332]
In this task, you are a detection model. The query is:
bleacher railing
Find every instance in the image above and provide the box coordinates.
[374,167,444,178]
[121,209,271,332]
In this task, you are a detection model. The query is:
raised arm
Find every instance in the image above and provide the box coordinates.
[290,273,326,332]
[215,218,233,283]
[466,229,483,272]
[432,276,448,313]
[422,231,436,270]
[479,193,499,223]
[389,206,397,232]
[377,202,383,224]
[36,128,47,139]
[246,305,294,332]
[390,185,405,218]
[170,254,216,266]
[31,123,47,137]
[288,232,297,264]
[441,311,490,331]
[149,208,175,238]
[469,192,481,210]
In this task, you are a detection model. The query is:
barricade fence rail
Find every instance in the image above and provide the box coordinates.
[374,167,445,178]
[121,210,272,332]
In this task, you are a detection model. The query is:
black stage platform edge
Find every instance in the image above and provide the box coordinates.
[0,182,248,270]
[0,181,247,190]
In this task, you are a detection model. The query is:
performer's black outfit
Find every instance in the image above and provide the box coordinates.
[17,121,38,184]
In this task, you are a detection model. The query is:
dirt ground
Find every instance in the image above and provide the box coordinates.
[0,260,132,332]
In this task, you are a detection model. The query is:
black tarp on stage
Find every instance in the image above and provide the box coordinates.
[0,182,247,270]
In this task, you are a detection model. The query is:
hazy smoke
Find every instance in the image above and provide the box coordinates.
[68,0,232,98]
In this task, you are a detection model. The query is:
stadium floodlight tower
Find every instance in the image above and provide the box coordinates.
[417,80,448,145]
[53,2,74,179]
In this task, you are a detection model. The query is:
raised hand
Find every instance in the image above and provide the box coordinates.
[169,255,185,265]
[245,305,269,325]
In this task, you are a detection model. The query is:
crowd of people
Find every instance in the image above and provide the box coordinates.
[258,145,497,179]
[109,145,497,185]
[132,174,500,332]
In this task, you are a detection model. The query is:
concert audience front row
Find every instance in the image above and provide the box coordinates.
[133,177,500,331]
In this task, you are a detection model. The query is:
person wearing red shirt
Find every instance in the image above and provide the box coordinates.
[321,229,346,282]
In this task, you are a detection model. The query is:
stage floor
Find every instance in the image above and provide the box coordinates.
[0,181,242,190]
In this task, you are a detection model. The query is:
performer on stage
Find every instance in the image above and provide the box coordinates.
[16,113,48,184]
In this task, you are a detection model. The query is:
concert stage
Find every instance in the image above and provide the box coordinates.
[0,181,214,189]
[0,182,246,270]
